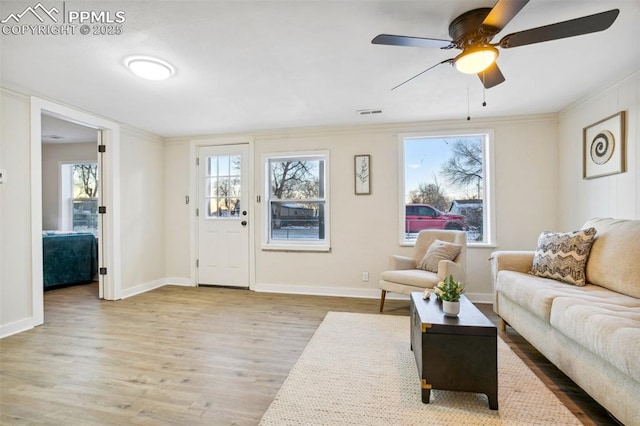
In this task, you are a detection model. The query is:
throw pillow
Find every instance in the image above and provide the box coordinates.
[417,240,462,273]
[530,227,597,286]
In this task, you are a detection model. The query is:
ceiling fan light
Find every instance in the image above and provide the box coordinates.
[126,56,175,81]
[454,46,498,74]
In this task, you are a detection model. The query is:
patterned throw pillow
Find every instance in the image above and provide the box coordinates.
[417,240,462,273]
[530,227,597,286]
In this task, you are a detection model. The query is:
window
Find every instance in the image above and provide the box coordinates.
[401,133,493,245]
[264,152,329,250]
[205,154,241,218]
[61,163,99,236]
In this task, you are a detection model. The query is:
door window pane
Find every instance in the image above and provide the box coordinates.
[218,156,229,176]
[207,157,217,176]
[230,155,241,175]
[206,155,241,219]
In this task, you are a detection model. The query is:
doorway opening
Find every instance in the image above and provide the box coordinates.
[41,114,101,299]
[30,97,121,327]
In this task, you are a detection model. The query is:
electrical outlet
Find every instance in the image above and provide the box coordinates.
[362,271,369,282]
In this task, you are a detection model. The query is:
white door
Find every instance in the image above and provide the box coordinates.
[197,144,249,287]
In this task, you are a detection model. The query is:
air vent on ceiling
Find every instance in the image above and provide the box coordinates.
[357,109,382,116]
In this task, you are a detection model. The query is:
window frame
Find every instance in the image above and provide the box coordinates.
[398,130,496,247]
[203,153,243,219]
[262,150,330,252]
[59,161,99,236]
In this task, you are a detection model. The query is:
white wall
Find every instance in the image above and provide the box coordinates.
[0,88,168,336]
[558,71,640,228]
[163,141,191,281]
[41,142,96,230]
[0,89,33,333]
[119,126,166,294]
[164,114,559,301]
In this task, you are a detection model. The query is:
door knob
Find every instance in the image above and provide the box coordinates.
[241,220,247,226]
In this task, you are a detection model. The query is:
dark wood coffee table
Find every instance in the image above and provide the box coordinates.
[410,292,498,409]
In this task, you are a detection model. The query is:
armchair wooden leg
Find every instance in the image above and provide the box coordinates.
[499,318,507,331]
[379,290,387,312]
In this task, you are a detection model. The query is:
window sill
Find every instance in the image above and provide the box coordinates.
[400,241,497,249]
[261,243,331,253]
[468,242,497,249]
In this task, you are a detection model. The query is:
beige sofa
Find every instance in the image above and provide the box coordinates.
[491,218,640,426]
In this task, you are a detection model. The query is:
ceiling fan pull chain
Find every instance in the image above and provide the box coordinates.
[482,73,487,107]
[466,85,471,121]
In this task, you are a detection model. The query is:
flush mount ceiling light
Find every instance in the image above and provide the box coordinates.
[126,56,175,81]
[454,46,498,74]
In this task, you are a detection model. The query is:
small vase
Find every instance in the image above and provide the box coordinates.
[443,300,460,317]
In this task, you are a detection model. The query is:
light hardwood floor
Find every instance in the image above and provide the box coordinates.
[0,284,619,425]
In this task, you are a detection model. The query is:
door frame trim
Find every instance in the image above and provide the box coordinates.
[189,137,255,289]
[31,97,122,325]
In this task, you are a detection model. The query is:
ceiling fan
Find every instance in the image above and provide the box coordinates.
[372,0,619,90]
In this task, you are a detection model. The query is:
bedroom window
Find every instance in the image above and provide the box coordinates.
[400,132,495,246]
[263,151,330,251]
[61,163,99,236]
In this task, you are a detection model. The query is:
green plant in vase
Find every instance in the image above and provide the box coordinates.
[434,275,464,317]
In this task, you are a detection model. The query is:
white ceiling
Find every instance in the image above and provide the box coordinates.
[41,114,98,144]
[1,1,639,138]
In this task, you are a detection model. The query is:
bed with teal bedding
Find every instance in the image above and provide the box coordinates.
[42,231,98,290]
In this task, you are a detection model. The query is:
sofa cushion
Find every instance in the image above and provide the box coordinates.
[381,269,440,288]
[417,239,461,272]
[582,218,640,298]
[550,296,640,382]
[530,228,596,286]
[495,270,617,322]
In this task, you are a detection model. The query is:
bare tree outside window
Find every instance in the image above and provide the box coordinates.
[71,163,98,236]
[271,161,319,200]
[440,139,483,200]
[73,164,98,198]
[408,176,449,211]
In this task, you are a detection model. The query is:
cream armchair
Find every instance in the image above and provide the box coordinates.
[379,230,467,312]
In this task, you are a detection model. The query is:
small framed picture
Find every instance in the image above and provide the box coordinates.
[354,155,371,195]
[583,111,626,179]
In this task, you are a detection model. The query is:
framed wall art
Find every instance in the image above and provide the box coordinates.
[354,154,371,195]
[583,111,626,179]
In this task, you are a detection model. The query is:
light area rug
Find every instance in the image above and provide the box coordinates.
[260,312,581,426]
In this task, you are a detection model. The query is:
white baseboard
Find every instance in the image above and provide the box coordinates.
[164,277,194,287]
[253,282,493,304]
[253,282,384,299]
[466,292,494,304]
[120,277,194,299]
[0,317,36,339]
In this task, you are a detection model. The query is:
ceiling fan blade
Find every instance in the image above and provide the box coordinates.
[498,9,619,48]
[391,59,453,91]
[478,62,505,89]
[482,0,530,31]
[372,34,453,49]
